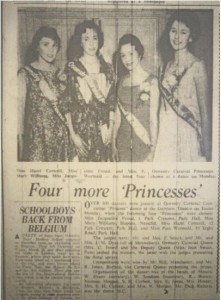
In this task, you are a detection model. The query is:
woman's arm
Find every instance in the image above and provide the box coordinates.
[65,112,89,159]
[111,105,121,161]
[17,70,27,161]
[105,80,117,146]
[147,78,160,161]
[194,61,211,161]
[61,67,89,159]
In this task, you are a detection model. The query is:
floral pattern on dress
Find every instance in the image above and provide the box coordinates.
[61,56,116,162]
[20,65,73,161]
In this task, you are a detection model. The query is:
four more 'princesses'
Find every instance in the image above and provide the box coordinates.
[154,11,211,161]
[18,13,211,163]
[113,34,160,162]
[17,26,71,161]
[61,20,116,161]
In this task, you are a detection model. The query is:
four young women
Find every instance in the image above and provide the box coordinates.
[18,11,211,162]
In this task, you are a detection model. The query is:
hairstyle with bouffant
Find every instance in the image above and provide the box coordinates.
[158,10,201,64]
[113,33,145,78]
[67,20,104,61]
[25,26,61,65]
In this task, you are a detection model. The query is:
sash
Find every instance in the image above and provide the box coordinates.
[69,62,153,146]
[159,64,202,140]
[24,66,68,127]
[68,62,106,104]
[68,61,113,146]
[117,100,151,146]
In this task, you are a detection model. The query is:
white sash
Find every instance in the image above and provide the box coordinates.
[118,100,151,146]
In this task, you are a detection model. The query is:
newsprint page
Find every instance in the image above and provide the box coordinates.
[2,1,220,300]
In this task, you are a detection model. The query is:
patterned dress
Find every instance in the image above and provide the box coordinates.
[154,59,207,162]
[62,57,116,162]
[18,65,71,161]
[116,74,155,162]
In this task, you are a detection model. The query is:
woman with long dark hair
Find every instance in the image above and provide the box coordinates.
[113,34,159,162]
[62,20,116,161]
[18,26,71,161]
[154,11,211,161]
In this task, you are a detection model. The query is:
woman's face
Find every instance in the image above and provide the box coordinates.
[38,37,58,63]
[169,20,192,51]
[120,43,140,71]
[81,28,99,56]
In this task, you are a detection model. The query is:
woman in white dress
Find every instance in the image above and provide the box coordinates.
[154,11,211,162]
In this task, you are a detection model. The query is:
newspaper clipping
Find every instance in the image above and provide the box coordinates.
[2,1,220,300]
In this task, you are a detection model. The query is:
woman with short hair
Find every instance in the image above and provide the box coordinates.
[18,26,71,161]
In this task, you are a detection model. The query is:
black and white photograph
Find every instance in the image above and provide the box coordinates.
[2,2,220,300]
[17,6,213,162]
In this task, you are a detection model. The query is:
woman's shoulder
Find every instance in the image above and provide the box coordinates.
[188,56,207,80]
[99,55,115,81]
[187,54,205,70]
[18,64,34,75]
[18,66,27,77]
[192,58,206,71]
[65,58,87,78]
[18,64,40,81]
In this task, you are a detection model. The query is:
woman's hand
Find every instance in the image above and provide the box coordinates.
[65,113,89,159]
[112,144,119,162]
[71,133,89,159]
[106,125,114,146]
[100,123,114,146]
[144,146,155,162]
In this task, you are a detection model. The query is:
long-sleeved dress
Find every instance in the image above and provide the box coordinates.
[18,65,71,161]
[62,57,116,162]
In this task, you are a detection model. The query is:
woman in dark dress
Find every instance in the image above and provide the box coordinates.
[62,20,116,162]
[18,26,70,161]
[113,34,159,162]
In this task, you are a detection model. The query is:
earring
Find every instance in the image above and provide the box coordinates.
[189,37,193,43]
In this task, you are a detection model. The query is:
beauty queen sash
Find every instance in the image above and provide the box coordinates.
[23,66,68,127]
[68,62,106,103]
[117,100,151,146]
[159,64,202,140]
[68,61,113,144]
[68,61,151,146]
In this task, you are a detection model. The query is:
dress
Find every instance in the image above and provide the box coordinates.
[116,74,155,162]
[19,65,71,161]
[154,59,207,162]
[62,57,115,162]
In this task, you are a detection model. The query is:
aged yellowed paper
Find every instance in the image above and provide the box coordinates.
[2,1,220,299]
